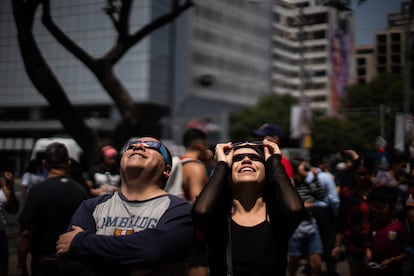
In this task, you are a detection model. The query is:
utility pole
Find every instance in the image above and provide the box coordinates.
[298,5,304,100]
[404,1,412,115]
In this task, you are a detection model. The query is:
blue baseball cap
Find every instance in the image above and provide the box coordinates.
[253,123,284,138]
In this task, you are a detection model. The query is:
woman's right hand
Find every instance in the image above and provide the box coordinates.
[214,142,233,166]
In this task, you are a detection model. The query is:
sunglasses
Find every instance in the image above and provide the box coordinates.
[123,140,171,166]
[232,153,264,163]
[232,141,263,150]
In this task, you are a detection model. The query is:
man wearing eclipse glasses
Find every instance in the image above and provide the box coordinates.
[56,137,194,275]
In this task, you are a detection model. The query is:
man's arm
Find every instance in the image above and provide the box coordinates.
[1,171,19,214]
[182,161,206,203]
[58,198,194,266]
[16,228,30,276]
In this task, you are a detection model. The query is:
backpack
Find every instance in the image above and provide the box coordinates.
[164,156,201,198]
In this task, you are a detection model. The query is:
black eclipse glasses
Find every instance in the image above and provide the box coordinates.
[232,153,264,163]
[232,141,264,163]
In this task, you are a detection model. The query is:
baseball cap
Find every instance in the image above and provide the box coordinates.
[253,123,284,138]
[102,145,118,158]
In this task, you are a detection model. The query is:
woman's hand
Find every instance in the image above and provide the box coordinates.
[214,142,233,166]
[262,139,281,161]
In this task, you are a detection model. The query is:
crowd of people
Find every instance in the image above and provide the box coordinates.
[0,122,413,275]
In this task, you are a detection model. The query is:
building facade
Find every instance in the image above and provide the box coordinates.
[355,1,414,85]
[355,46,376,84]
[375,1,414,77]
[271,0,355,116]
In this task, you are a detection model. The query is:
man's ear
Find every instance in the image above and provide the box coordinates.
[163,165,172,177]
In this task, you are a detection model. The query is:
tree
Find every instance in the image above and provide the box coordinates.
[311,73,404,154]
[12,0,193,163]
[228,73,404,156]
[229,94,298,146]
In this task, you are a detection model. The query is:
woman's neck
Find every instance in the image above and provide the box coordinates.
[231,197,267,226]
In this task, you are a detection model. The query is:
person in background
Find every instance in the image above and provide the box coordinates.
[86,145,121,196]
[20,159,45,200]
[405,178,414,276]
[180,128,210,203]
[179,128,211,276]
[0,169,19,276]
[252,123,295,184]
[192,139,304,275]
[287,160,325,276]
[16,142,89,276]
[68,158,90,196]
[56,137,194,275]
[305,154,340,276]
[332,153,374,276]
[367,186,410,276]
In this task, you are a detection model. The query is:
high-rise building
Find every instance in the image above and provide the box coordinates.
[171,0,270,142]
[355,46,376,84]
[355,1,414,84]
[375,1,414,77]
[271,0,355,116]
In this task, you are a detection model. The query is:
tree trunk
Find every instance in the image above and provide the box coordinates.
[12,0,100,164]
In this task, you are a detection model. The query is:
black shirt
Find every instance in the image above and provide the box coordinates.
[232,220,277,276]
[19,176,89,255]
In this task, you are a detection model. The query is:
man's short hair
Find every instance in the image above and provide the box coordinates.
[44,142,69,169]
[182,128,207,148]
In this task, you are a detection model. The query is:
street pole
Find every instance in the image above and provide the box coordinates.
[380,104,385,138]
[298,5,304,101]
[403,2,413,160]
[404,4,412,115]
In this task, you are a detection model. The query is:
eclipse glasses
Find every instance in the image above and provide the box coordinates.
[123,140,171,166]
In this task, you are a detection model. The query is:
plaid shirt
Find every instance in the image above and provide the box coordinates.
[338,186,371,254]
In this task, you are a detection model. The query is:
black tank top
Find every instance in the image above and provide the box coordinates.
[231,219,277,276]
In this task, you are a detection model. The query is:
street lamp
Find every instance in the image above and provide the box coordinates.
[403,2,413,114]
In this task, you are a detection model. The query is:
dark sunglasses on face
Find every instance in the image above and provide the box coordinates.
[232,153,264,163]
[123,140,171,166]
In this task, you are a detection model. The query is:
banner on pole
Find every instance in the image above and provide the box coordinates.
[394,113,414,156]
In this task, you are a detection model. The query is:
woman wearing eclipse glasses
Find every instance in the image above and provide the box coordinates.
[192,139,304,276]
[56,137,194,275]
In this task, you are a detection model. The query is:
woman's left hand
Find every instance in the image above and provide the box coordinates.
[262,139,281,161]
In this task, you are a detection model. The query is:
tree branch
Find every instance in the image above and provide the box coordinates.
[130,0,193,45]
[118,0,132,39]
[41,0,96,69]
[104,0,194,64]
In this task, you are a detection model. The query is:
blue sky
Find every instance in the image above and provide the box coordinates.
[353,0,405,46]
